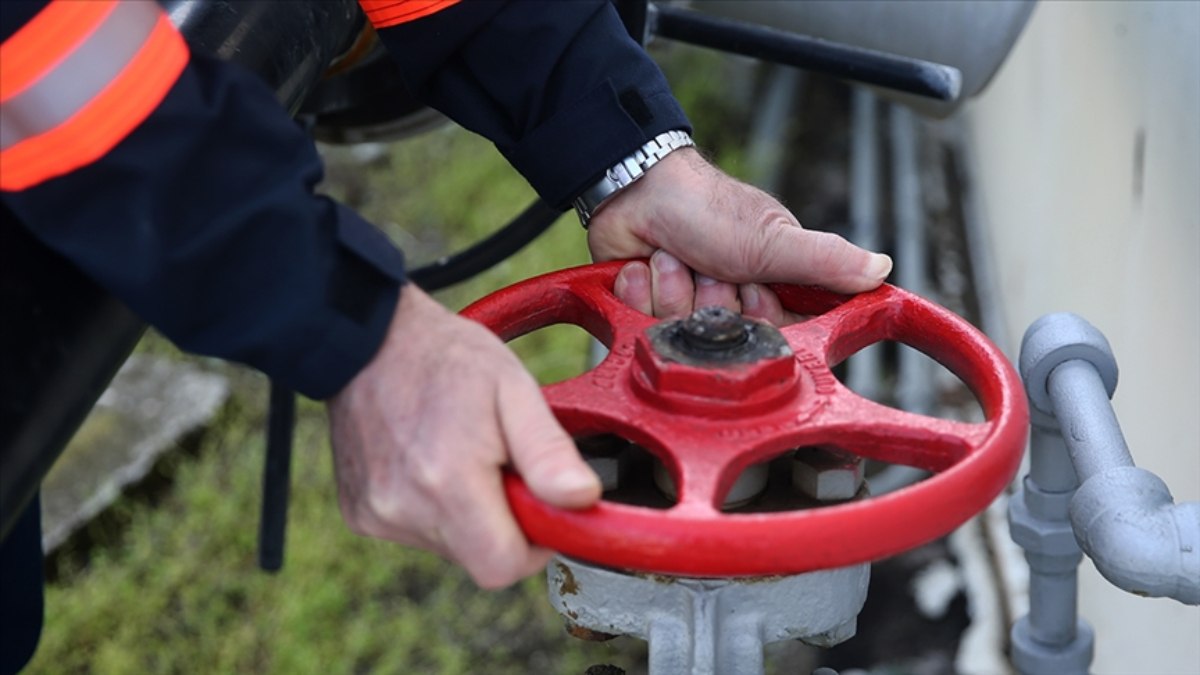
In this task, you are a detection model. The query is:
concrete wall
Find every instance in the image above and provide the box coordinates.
[965,1,1200,672]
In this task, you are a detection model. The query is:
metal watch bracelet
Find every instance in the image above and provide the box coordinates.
[573,129,695,227]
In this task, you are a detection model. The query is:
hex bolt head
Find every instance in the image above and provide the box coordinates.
[792,447,865,501]
[576,435,629,492]
[586,456,622,492]
[652,459,769,508]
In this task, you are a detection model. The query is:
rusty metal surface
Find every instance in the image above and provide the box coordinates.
[547,555,868,675]
[647,306,791,366]
[462,260,1028,576]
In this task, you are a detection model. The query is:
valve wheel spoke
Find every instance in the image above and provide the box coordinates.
[538,269,656,420]
[568,275,658,347]
[541,353,634,419]
[778,286,898,361]
[660,434,752,513]
[810,383,991,471]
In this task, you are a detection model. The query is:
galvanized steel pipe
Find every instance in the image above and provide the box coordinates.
[1046,361,1135,482]
[1018,313,1200,606]
[1009,411,1093,675]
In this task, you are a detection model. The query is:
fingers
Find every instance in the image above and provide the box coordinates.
[650,250,695,319]
[587,150,893,295]
[438,463,555,589]
[754,223,892,294]
[739,283,805,326]
[497,372,601,509]
[613,261,652,315]
[740,282,785,326]
[328,289,589,590]
[455,356,598,588]
[620,256,743,320]
[694,274,741,314]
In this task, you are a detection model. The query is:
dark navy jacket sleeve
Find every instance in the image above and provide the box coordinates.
[2,0,690,399]
[1,38,405,400]
[372,0,693,209]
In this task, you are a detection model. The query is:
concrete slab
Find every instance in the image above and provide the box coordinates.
[40,355,228,552]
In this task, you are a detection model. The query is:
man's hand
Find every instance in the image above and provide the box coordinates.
[327,284,601,589]
[587,148,892,323]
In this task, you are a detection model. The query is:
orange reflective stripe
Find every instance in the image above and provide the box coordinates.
[0,5,188,191]
[0,0,118,101]
[358,0,461,29]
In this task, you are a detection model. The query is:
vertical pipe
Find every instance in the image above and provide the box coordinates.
[1025,552,1081,645]
[1028,414,1079,493]
[889,104,933,416]
[1009,411,1093,674]
[846,89,883,404]
[866,104,931,495]
[745,65,803,196]
[1024,417,1083,645]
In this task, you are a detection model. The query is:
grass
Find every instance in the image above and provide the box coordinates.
[26,44,759,674]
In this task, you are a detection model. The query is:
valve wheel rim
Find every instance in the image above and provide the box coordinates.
[462,261,1028,577]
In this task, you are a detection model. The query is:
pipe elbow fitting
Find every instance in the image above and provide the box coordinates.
[1020,313,1118,417]
[1070,467,1200,605]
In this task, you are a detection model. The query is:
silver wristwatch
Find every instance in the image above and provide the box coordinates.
[573,129,695,227]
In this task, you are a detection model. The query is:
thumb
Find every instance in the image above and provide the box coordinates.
[497,374,602,509]
[752,223,892,294]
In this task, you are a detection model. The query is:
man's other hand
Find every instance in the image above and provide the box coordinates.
[587,148,892,323]
[326,285,601,589]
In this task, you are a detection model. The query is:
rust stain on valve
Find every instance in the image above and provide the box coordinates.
[556,561,580,595]
[566,622,618,642]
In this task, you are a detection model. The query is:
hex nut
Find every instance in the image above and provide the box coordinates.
[586,455,622,492]
[633,330,796,402]
[1007,494,1082,557]
[576,435,629,492]
[792,447,864,501]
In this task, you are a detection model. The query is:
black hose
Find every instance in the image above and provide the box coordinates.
[409,198,564,292]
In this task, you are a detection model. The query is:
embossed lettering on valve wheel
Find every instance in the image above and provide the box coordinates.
[590,340,635,392]
[796,348,838,397]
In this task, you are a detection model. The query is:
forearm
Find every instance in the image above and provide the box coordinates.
[2,5,405,399]
[367,0,692,208]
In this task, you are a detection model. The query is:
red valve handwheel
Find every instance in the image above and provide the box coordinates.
[462,261,1028,577]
